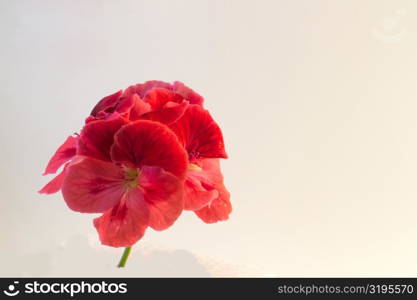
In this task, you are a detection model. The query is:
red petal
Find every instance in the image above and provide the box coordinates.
[129,94,152,120]
[42,136,77,175]
[90,90,123,116]
[142,101,188,125]
[170,105,227,160]
[38,167,67,194]
[144,88,183,110]
[61,157,126,213]
[194,184,231,223]
[139,166,184,231]
[115,95,135,115]
[94,188,149,247]
[77,117,127,161]
[124,81,172,98]
[173,81,204,106]
[111,120,188,179]
[123,81,204,106]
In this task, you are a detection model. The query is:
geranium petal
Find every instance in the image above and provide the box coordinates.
[197,158,225,183]
[183,160,222,210]
[111,120,188,179]
[184,176,218,211]
[94,188,149,247]
[77,117,127,161]
[170,105,227,160]
[90,90,122,116]
[139,166,184,231]
[42,136,77,175]
[38,167,67,194]
[142,101,188,125]
[61,157,126,213]
[115,95,135,115]
[123,81,204,106]
[144,88,183,110]
[124,81,172,98]
[191,159,231,222]
[194,184,231,223]
[173,81,204,106]
[129,94,152,120]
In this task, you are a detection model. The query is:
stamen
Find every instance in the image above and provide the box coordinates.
[188,163,202,171]
[124,167,140,188]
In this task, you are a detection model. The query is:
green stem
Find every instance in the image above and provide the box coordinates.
[117,246,132,268]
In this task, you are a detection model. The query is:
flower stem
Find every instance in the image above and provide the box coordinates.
[117,246,132,268]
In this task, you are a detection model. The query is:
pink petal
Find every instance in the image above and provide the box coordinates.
[61,157,126,213]
[194,184,231,223]
[128,94,152,120]
[139,166,184,231]
[94,188,149,247]
[111,120,188,179]
[172,81,204,106]
[124,81,172,98]
[192,159,232,223]
[77,117,127,161]
[184,162,219,210]
[42,136,78,175]
[184,178,218,211]
[123,81,204,106]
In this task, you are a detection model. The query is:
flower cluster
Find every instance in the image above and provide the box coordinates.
[40,81,231,247]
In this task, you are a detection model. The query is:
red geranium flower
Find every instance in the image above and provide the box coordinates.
[65,119,187,247]
[40,80,230,267]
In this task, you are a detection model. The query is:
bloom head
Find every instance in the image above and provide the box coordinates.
[40,80,230,251]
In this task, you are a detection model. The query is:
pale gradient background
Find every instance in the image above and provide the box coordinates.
[1,0,417,277]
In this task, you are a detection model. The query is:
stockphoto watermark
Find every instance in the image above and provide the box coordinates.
[2,280,127,297]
